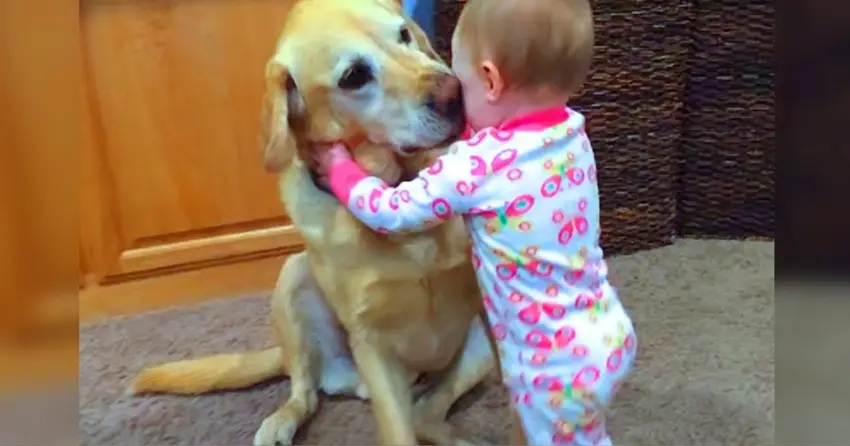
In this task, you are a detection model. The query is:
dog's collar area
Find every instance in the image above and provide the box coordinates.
[308,167,333,194]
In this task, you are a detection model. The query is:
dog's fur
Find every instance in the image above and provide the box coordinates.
[128,0,496,444]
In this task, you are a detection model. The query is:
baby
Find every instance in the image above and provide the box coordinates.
[317,0,637,444]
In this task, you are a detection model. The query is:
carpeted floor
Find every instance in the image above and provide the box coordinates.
[80,239,775,445]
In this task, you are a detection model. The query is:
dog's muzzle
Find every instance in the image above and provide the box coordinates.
[425,73,465,131]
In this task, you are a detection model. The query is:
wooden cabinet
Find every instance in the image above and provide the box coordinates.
[76,0,304,320]
[3,0,306,326]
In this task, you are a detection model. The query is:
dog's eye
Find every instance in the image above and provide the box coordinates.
[399,27,412,45]
[338,60,374,90]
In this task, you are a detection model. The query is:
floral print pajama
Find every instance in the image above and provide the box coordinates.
[328,107,638,445]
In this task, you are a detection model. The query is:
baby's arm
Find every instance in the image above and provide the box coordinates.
[327,142,475,234]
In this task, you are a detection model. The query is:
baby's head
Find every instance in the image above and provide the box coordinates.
[451,0,594,130]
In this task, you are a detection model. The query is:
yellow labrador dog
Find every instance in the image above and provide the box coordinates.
[129,0,497,444]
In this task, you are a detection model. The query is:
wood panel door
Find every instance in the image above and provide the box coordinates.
[1,0,80,368]
[80,0,301,284]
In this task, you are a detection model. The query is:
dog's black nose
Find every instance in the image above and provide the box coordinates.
[425,74,463,120]
[444,92,464,121]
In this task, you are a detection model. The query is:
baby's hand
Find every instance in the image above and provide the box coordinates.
[314,142,352,187]
[315,142,352,170]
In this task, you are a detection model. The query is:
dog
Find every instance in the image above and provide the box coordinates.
[128,0,497,444]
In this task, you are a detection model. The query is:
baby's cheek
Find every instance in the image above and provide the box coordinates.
[461,97,480,128]
[464,104,490,132]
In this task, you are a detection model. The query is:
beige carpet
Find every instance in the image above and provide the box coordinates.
[79,239,775,445]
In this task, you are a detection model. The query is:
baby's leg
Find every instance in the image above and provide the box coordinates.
[513,392,611,446]
[514,316,638,445]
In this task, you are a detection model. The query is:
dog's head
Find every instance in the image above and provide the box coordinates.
[259,0,465,173]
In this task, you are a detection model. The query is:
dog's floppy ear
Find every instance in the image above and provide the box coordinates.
[259,60,304,172]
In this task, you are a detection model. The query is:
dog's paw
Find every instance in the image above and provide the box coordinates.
[355,381,371,400]
[253,412,298,446]
[320,356,369,399]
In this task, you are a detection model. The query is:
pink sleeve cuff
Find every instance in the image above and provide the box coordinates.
[459,124,474,140]
[328,158,370,204]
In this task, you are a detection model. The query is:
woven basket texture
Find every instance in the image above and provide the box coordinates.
[678,0,775,239]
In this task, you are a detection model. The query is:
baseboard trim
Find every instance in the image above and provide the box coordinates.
[80,253,291,323]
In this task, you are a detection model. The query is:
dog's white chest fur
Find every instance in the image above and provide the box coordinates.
[299,285,370,398]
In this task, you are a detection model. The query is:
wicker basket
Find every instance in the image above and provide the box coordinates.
[677,0,775,239]
[436,0,691,255]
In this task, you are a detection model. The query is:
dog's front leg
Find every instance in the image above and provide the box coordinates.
[414,315,495,420]
[413,316,495,445]
[350,338,417,445]
[254,253,321,446]
[509,407,528,445]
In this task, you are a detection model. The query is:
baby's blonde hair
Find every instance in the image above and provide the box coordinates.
[454,0,595,95]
